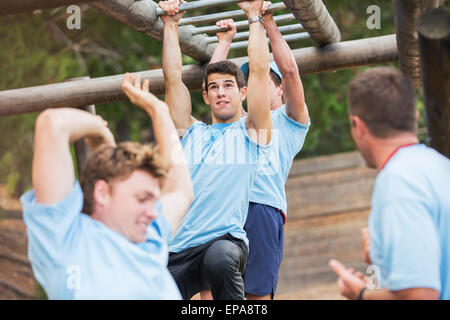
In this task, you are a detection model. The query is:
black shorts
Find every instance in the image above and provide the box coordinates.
[168,233,248,300]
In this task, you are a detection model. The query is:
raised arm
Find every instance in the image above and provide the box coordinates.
[209,19,237,64]
[159,0,196,132]
[239,0,272,145]
[122,73,193,235]
[33,108,115,205]
[262,1,308,124]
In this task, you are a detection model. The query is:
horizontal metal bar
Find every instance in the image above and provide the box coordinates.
[157,0,240,16]
[230,32,310,49]
[179,2,286,26]
[193,13,296,35]
[206,23,304,43]
[0,35,398,117]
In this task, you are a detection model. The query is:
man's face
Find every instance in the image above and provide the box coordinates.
[99,170,161,243]
[203,73,246,122]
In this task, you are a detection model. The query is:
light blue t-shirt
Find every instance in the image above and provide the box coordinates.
[20,182,181,300]
[369,144,450,299]
[249,105,310,215]
[169,117,268,252]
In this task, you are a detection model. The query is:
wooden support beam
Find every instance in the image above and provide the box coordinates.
[418,8,450,158]
[282,0,341,46]
[90,0,216,63]
[0,35,398,117]
[394,0,440,88]
[74,104,96,175]
[0,0,95,15]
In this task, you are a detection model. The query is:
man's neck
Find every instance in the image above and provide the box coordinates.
[372,133,419,170]
[211,113,241,124]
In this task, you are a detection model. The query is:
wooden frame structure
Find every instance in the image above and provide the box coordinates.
[418,8,450,157]
[0,35,397,116]
[393,0,440,88]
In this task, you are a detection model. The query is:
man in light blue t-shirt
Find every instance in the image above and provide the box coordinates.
[20,74,193,299]
[159,0,272,300]
[329,67,450,300]
[199,2,310,300]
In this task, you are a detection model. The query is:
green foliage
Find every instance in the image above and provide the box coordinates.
[0,114,36,196]
[5,172,21,197]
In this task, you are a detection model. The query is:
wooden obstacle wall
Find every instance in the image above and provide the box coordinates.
[277,151,377,298]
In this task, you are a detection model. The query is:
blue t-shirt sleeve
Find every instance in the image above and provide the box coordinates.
[371,194,441,292]
[276,105,310,157]
[180,121,203,142]
[20,182,83,268]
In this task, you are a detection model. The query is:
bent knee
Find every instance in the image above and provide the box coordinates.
[203,240,244,275]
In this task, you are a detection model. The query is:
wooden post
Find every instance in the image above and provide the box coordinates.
[418,8,450,158]
[394,0,440,88]
[0,35,398,117]
[282,0,341,46]
[0,0,96,15]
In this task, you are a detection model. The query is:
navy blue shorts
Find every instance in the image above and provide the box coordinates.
[243,202,284,297]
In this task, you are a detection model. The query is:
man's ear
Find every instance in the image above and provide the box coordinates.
[352,115,368,137]
[93,180,111,209]
[240,86,248,102]
[202,90,210,105]
[278,84,283,98]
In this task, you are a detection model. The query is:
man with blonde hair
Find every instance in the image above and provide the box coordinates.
[20,74,193,299]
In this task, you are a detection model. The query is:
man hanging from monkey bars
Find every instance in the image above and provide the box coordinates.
[159,0,273,300]
[200,1,310,300]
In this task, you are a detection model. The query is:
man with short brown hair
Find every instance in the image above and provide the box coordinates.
[329,67,450,300]
[159,0,272,300]
[200,1,310,300]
